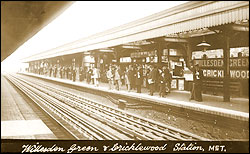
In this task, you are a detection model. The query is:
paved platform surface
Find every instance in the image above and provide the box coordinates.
[1,75,57,139]
[20,72,249,121]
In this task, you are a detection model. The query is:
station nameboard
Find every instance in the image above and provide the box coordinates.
[195,57,249,68]
[194,57,249,79]
[131,50,157,58]
[202,69,249,79]
[120,57,132,63]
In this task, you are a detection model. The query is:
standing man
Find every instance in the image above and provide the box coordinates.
[193,64,203,102]
[87,66,93,84]
[131,65,136,90]
[127,65,134,92]
[106,66,114,90]
[135,65,143,93]
[72,66,76,82]
[159,69,167,97]
[155,66,160,92]
[83,66,87,81]
[189,61,195,101]
[79,67,83,81]
[66,66,69,79]
[68,66,72,80]
[124,66,131,92]
[93,67,100,87]
[54,65,57,78]
[60,66,63,79]
[163,66,172,94]
[49,65,53,77]
[148,65,157,96]
[114,66,121,91]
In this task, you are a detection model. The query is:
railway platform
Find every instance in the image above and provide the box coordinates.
[1,74,76,140]
[1,75,57,139]
[19,72,249,122]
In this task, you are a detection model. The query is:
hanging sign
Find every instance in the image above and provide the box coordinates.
[131,50,157,58]
[120,57,132,63]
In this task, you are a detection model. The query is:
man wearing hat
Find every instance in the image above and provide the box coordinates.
[193,63,203,102]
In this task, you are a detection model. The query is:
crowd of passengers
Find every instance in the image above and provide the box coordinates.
[33,64,173,97]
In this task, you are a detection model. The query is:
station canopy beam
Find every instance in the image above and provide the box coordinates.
[22,1,249,63]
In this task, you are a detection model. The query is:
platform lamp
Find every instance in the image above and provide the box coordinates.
[196,35,211,52]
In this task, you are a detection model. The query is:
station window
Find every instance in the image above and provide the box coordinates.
[192,47,249,59]
[230,47,249,57]
[192,49,223,59]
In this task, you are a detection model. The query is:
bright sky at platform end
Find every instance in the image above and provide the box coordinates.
[1,1,188,72]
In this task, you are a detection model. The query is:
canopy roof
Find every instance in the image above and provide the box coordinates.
[23,1,249,62]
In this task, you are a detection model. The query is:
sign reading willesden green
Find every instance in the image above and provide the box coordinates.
[194,57,249,79]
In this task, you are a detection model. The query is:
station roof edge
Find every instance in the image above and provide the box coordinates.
[22,1,249,63]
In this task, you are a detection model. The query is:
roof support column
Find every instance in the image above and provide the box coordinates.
[186,42,193,70]
[94,53,100,68]
[157,41,164,64]
[114,48,120,65]
[153,38,165,64]
[223,35,230,102]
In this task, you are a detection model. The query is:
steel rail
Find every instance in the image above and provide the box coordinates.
[6,74,122,140]
[25,76,205,140]
[8,74,209,140]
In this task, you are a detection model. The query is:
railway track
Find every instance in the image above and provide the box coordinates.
[5,73,208,141]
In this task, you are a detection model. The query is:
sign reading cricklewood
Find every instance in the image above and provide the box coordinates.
[201,69,249,79]
[194,57,249,79]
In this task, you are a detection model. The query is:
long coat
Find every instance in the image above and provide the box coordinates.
[148,68,157,84]
[135,68,143,86]
[114,70,120,81]
[93,68,100,79]
[193,69,203,85]
[193,69,203,101]
[159,73,167,84]
[127,69,134,83]
[106,69,113,80]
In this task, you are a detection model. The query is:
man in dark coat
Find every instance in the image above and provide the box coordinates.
[83,66,87,81]
[193,64,203,102]
[159,69,167,97]
[66,66,69,79]
[127,65,134,91]
[72,66,77,82]
[155,67,160,92]
[49,65,53,77]
[68,66,72,80]
[163,66,172,94]
[189,62,195,101]
[60,66,63,79]
[148,65,157,96]
[87,66,93,84]
[131,65,136,90]
[135,65,143,93]
[79,67,83,81]
[54,65,57,78]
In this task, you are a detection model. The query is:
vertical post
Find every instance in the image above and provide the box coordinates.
[114,48,120,64]
[81,53,84,68]
[185,42,193,70]
[94,53,100,68]
[167,47,170,68]
[157,42,163,64]
[94,53,97,68]
[223,35,230,102]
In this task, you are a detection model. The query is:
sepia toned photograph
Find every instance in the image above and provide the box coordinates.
[1,1,249,153]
